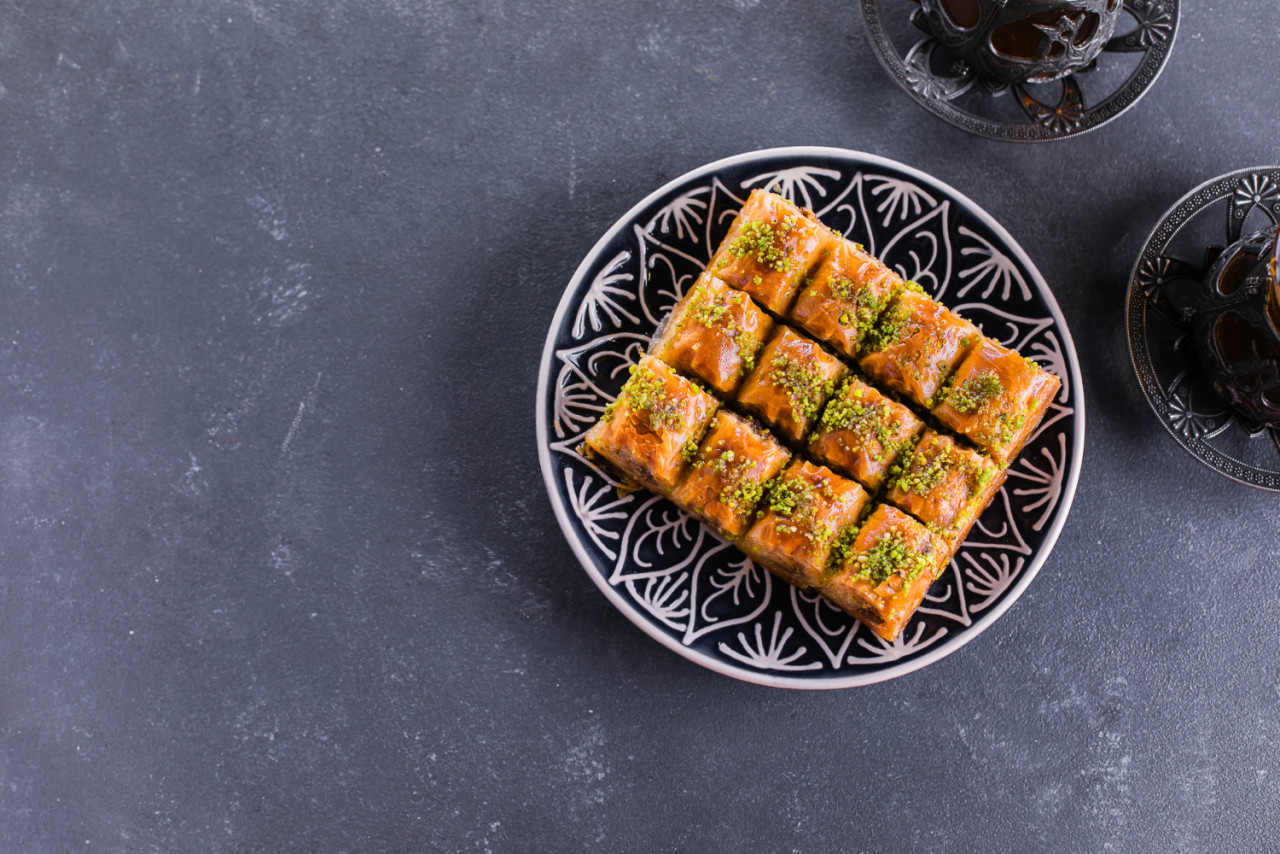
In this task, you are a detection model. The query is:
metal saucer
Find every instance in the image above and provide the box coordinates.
[1126,166,1280,492]
[860,0,1179,142]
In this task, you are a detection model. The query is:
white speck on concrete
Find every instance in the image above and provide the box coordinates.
[280,371,323,457]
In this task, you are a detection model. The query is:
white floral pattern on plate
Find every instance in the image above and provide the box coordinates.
[537,148,1084,688]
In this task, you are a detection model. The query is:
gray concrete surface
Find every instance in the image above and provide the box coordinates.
[0,1,1276,851]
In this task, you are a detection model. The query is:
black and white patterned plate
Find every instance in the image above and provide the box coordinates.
[536,148,1084,688]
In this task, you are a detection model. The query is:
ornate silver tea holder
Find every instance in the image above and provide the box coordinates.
[1127,167,1280,492]
[860,0,1179,142]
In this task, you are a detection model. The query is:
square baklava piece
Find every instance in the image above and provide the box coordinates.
[583,355,718,496]
[649,272,774,397]
[789,238,902,359]
[885,430,1003,550]
[670,410,792,540]
[823,504,951,642]
[859,287,979,410]
[736,326,847,444]
[707,189,832,315]
[808,375,925,492]
[740,460,869,590]
[932,336,1061,464]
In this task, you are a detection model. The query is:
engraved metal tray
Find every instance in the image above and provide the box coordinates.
[860,0,1178,142]
[1127,166,1280,492]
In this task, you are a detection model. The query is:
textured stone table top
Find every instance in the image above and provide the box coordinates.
[0,2,1275,851]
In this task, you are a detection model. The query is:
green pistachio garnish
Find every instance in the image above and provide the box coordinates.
[764,474,838,546]
[851,529,930,586]
[947,371,1003,414]
[728,215,803,273]
[770,356,834,422]
[611,364,683,431]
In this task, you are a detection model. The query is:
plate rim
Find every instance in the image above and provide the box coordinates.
[535,145,1086,688]
[1124,164,1280,492]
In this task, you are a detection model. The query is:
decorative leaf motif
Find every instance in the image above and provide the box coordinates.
[962,552,1026,613]
[879,200,952,298]
[699,550,763,615]
[1135,256,1173,302]
[793,587,863,669]
[719,612,823,672]
[572,250,638,339]
[626,572,690,633]
[1007,432,1067,532]
[851,621,947,664]
[1108,0,1173,50]
[1018,78,1085,135]
[1234,174,1279,209]
[953,302,1055,353]
[564,469,635,561]
[741,167,841,212]
[902,39,975,102]
[961,489,1033,556]
[810,172,866,238]
[553,361,607,442]
[636,224,704,328]
[867,174,938,227]
[682,546,773,645]
[956,226,1031,301]
[1164,371,1232,441]
[552,333,649,442]
[647,187,710,243]
[917,557,973,627]
[609,495,708,584]
[1026,330,1070,403]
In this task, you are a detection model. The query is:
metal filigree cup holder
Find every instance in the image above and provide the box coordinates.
[860,0,1178,142]
[1127,167,1280,492]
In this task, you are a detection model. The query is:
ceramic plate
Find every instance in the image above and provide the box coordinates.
[536,147,1084,688]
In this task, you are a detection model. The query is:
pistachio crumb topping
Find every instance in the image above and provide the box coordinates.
[609,364,684,431]
[728,215,803,273]
[836,285,888,341]
[927,372,956,409]
[737,332,762,374]
[947,370,1003,414]
[692,445,765,516]
[764,473,838,546]
[827,275,856,303]
[687,284,734,330]
[892,440,994,496]
[864,300,913,352]
[851,529,930,586]
[817,384,907,461]
[977,409,1027,448]
[770,355,834,422]
[891,445,950,496]
[828,523,861,569]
